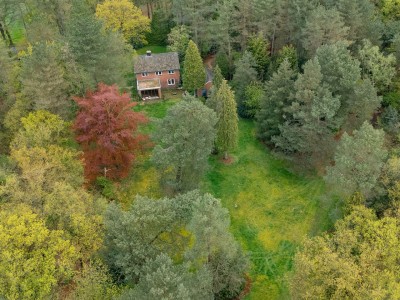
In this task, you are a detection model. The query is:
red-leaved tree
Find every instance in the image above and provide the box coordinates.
[73,83,148,183]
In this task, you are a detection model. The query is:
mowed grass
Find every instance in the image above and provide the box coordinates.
[136,45,167,55]
[203,120,331,299]
[126,100,332,299]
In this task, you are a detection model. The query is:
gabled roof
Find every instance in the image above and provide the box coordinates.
[134,52,180,73]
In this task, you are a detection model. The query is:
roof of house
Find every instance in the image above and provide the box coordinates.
[137,78,161,91]
[134,52,180,73]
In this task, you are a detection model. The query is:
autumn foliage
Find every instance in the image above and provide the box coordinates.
[74,83,148,183]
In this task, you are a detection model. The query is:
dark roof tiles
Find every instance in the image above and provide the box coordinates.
[134,52,180,73]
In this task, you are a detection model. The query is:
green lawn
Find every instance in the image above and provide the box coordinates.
[136,45,168,55]
[127,100,333,299]
[204,120,332,299]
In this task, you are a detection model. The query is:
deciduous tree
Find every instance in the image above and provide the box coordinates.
[0,206,76,300]
[358,39,396,92]
[74,83,148,184]
[167,25,190,62]
[95,0,150,45]
[290,205,400,299]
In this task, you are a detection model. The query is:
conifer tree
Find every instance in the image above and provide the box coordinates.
[301,6,349,58]
[182,40,206,95]
[273,58,340,162]
[232,51,258,117]
[256,59,296,143]
[325,122,387,198]
[20,42,72,118]
[205,64,224,113]
[66,0,130,87]
[216,80,238,160]
[152,95,217,193]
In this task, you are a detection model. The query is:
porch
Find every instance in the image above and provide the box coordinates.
[137,78,162,100]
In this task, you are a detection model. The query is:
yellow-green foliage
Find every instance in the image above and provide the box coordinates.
[204,120,327,299]
[0,205,76,300]
[95,0,150,44]
[290,205,400,299]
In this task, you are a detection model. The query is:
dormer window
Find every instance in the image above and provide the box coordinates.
[142,72,148,77]
[156,71,162,75]
[168,70,175,74]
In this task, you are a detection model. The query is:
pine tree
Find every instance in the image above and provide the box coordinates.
[325,122,387,198]
[182,40,206,95]
[335,0,382,45]
[256,59,296,143]
[66,0,131,86]
[301,6,349,58]
[273,58,340,163]
[20,42,71,118]
[151,96,217,193]
[231,51,258,117]
[216,80,238,160]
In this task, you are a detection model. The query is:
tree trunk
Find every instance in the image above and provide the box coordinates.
[5,27,14,47]
[224,151,228,160]
[147,3,151,18]
[0,23,6,41]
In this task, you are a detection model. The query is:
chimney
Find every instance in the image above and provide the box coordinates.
[146,50,152,57]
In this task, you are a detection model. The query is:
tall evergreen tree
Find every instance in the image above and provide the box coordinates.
[325,122,387,198]
[231,51,258,117]
[182,40,206,95]
[66,0,131,86]
[273,58,340,162]
[20,42,72,118]
[301,6,349,58]
[247,33,270,79]
[205,65,224,113]
[152,96,217,193]
[335,0,382,45]
[256,59,296,143]
[171,0,216,53]
[216,80,238,160]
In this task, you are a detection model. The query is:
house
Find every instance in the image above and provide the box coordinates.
[134,51,180,100]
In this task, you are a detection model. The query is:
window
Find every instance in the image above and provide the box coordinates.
[156,71,162,75]
[142,72,148,77]
[168,70,175,74]
[168,78,175,85]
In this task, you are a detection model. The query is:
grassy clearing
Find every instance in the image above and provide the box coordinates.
[114,99,180,206]
[136,45,167,55]
[203,120,333,299]
[122,100,334,299]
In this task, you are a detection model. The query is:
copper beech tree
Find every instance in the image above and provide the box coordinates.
[74,83,148,183]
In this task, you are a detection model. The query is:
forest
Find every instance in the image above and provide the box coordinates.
[1,0,400,299]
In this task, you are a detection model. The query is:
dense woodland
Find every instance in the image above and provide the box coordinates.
[1,0,400,299]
